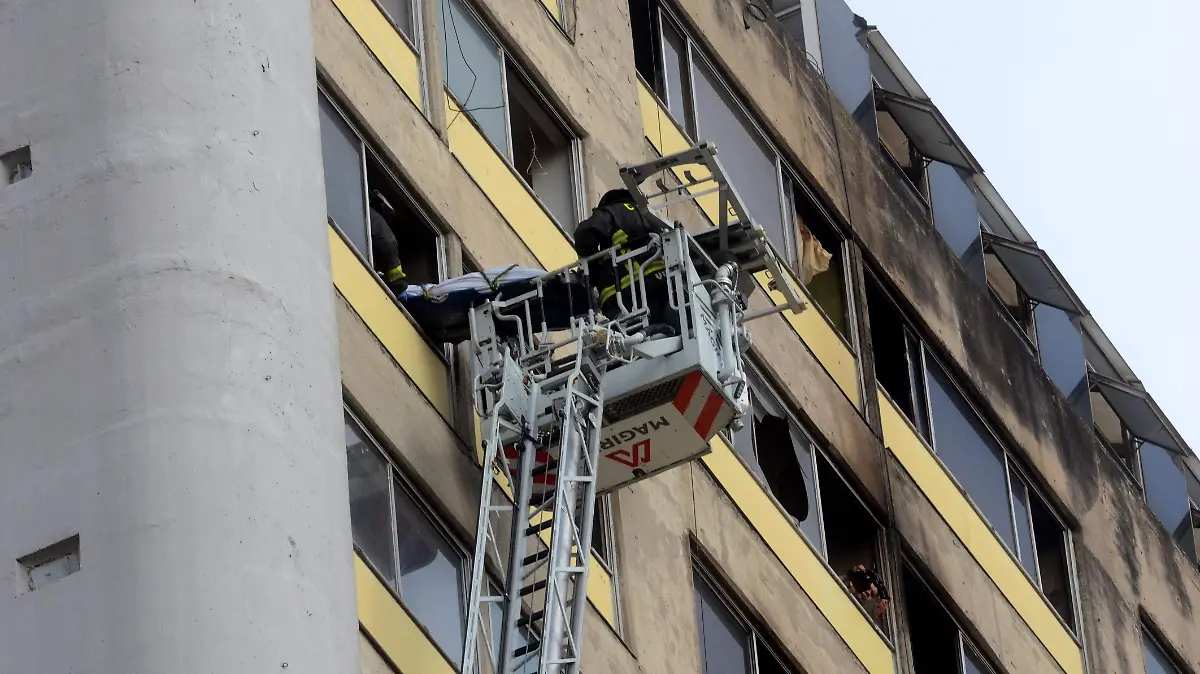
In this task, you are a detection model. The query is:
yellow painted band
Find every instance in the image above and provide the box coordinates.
[330,227,452,420]
[539,0,562,22]
[703,437,895,674]
[877,388,1082,674]
[356,554,457,674]
[329,0,423,108]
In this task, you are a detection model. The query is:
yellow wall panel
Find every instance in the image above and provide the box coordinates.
[330,0,423,107]
[330,227,452,420]
[877,388,1083,674]
[638,82,859,407]
[356,555,457,674]
[702,437,895,674]
[444,94,577,270]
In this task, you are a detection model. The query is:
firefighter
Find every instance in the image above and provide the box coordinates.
[369,189,408,295]
[573,189,676,338]
[843,564,891,622]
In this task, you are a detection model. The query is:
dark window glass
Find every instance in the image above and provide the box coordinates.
[319,95,368,254]
[661,17,695,136]
[1031,495,1075,631]
[904,566,960,674]
[866,277,916,420]
[756,643,791,674]
[628,0,660,88]
[691,57,787,260]
[928,162,983,285]
[1035,304,1089,410]
[378,0,416,42]
[814,0,876,140]
[345,419,396,588]
[437,0,507,152]
[393,476,467,664]
[926,359,1015,549]
[1140,442,1197,564]
[1009,469,1040,583]
[1143,631,1183,674]
[694,577,751,674]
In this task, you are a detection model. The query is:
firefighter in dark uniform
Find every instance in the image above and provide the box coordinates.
[369,189,408,295]
[574,188,676,337]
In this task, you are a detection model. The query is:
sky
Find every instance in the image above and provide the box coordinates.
[847,0,1200,448]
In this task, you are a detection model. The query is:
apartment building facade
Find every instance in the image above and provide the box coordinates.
[0,0,1197,673]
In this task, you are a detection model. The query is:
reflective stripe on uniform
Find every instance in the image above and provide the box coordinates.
[384,266,406,284]
[598,259,666,305]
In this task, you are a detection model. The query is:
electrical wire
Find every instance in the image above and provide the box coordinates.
[442,0,508,132]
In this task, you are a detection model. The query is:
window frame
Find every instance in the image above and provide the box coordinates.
[902,559,1001,674]
[722,360,896,642]
[1141,626,1187,674]
[868,275,1082,638]
[692,560,800,674]
[344,404,472,661]
[372,0,424,62]
[437,0,586,232]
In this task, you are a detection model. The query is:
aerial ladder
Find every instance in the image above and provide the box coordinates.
[460,143,807,674]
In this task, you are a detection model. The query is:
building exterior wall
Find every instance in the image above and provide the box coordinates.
[1,0,1195,672]
[0,0,357,673]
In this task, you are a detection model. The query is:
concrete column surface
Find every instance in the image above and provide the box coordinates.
[0,0,357,672]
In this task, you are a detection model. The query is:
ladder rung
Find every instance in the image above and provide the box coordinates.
[511,640,541,659]
[526,518,554,536]
[531,460,558,477]
[518,610,544,629]
[522,549,550,567]
[519,579,547,597]
[529,491,555,512]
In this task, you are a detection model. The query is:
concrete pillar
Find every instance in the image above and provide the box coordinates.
[0,1,357,672]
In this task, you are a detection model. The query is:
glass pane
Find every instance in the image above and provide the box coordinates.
[789,426,824,556]
[1140,442,1197,564]
[393,478,466,664]
[694,579,751,674]
[437,0,508,154]
[318,95,368,255]
[926,359,1016,549]
[928,162,983,278]
[814,0,876,139]
[345,420,396,589]
[1143,632,1183,674]
[1035,304,1088,405]
[507,71,577,229]
[1009,469,1039,584]
[377,0,416,42]
[691,57,788,261]
[961,638,994,674]
[661,18,694,135]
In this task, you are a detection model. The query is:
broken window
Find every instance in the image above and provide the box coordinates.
[693,565,799,674]
[377,0,417,44]
[318,89,444,290]
[731,370,822,553]
[345,409,468,664]
[437,0,581,231]
[875,104,927,197]
[785,172,851,337]
[730,366,890,625]
[903,565,999,674]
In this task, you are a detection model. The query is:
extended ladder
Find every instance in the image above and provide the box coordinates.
[461,143,806,674]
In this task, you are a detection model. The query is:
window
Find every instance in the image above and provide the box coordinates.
[730,366,889,629]
[376,0,418,45]
[868,275,1079,631]
[1,145,32,185]
[1142,629,1185,674]
[903,565,998,674]
[768,1,822,72]
[785,173,852,338]
[813,0,876,137]
[318,90,443,289]
[345,411,468,663]
[627,2,797,266]
[436,0,581,231]
[592,495,617,568]
[693,565,798,674]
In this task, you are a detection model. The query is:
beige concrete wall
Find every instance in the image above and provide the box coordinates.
[314,0,1200,672]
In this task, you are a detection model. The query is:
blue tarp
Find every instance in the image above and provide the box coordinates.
[399,266,592,344]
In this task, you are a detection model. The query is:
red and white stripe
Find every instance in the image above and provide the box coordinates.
[503,444,557,494]
[673,371,729,439]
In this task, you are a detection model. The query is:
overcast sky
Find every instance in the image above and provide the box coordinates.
[847,0,1199,449]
